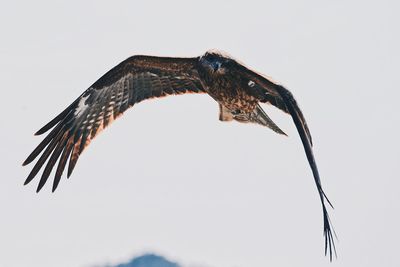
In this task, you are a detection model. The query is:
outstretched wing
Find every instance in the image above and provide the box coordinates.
[274,85,336,260]
[23,55,205,192]
[236,65,336,260]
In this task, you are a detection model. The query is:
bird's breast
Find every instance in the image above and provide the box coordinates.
[207,84,258,113]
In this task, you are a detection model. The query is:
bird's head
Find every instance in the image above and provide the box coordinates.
[199,50,233,75]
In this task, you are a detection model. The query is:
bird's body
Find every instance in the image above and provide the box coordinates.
[197,52,287,132]
[23,50,335,259]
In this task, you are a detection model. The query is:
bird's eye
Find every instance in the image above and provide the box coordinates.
[232,109,241,115]
[207,54,215,61]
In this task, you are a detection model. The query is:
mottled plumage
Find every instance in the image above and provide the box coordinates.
[23,50,335,259]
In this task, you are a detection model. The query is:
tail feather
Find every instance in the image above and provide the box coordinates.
[250,104,287,135]
[219,103,286,135]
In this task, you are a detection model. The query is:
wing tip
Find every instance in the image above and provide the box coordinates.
[35,129,46,136]
[323,207,337,261]
[36,185,43,193]
[23,178,31,186]
[323,191,334,209]
[274,84,337,260]
[67,157,77,178]
[22,153,38,166]
[51,186,58,193]
[67,168,73,179]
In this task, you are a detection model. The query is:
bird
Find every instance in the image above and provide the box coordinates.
[23,50,336,259]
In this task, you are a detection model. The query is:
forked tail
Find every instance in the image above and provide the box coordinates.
[250,104,287,135]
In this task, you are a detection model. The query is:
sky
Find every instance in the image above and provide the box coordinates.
[1,0,399,266]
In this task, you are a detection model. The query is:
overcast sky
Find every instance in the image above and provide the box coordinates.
[1,1,399,267]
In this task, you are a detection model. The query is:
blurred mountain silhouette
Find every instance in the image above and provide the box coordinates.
[105,253,181,267]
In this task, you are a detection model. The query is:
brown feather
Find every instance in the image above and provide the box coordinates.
[23,121,65,166]
[25,128,65,186]
[67,138,82,178]
[34,100,78,135]
[37,131,69,192]
[53,136,74,191]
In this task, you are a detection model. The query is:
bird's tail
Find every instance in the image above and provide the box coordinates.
[218,103,286,135]
[249,104,287,135]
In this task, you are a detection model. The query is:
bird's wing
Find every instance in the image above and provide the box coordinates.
[23,55,205,192]
[237,66,336,260]
[274,85,336,260]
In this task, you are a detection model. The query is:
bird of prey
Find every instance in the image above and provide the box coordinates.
[23,50,335,259]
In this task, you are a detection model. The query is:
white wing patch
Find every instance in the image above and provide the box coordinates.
[149,72,159,77]
[74,95,89,116]
[248,80,255,87]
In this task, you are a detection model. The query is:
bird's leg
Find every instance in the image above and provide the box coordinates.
[218,104,234,121]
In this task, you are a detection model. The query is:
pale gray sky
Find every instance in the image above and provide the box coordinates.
[1,1,399,267]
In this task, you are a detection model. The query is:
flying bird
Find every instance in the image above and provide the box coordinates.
[23,50,335,259]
